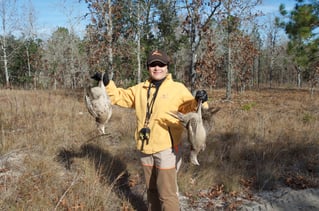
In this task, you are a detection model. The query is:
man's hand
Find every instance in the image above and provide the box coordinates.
[91,72,110,86]
[195,90,208,103]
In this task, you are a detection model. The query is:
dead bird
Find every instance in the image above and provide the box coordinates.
[168,100,206,165]
[85,73,112,134]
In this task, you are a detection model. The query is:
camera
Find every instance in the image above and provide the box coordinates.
[139,127,151,141]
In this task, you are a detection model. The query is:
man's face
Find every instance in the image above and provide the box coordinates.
[148,62,168,80]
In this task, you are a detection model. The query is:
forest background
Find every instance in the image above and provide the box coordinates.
[1,0,318,99]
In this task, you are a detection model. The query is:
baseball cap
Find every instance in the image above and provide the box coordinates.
[147,50,170,65]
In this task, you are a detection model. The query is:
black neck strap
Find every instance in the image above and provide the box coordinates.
[144,79,164,127]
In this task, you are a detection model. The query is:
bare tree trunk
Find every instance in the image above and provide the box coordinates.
[225,1,232,100]
[70,48,75,89]
[258,52,261,88]
[22,0,37,89]
[183,1,222,93]
[226,35,232,100]
[269,56,274,88]
[2,40,9,87]
[189,5,198,94]
[107,0,113,80]
[190,47,197,93]
[297,65,302,88]
[96,0,114,79]
[0,2,10,87]
[26,45,31,77]
[269,30,277,89]
[137,1,141,83]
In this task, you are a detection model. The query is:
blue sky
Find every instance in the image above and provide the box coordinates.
[258,0,294,14]
[27,0,89,38]
[17,0,295,39]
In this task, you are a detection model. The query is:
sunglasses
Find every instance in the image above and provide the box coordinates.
[149,62,167,68]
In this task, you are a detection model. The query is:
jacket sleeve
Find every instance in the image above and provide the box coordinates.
[105,80,136,108]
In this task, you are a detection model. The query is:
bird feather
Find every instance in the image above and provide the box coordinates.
[167,100,206,165]
[85,74,112,134]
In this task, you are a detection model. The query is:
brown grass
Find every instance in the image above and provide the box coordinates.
[0,88,319,210]
[179,88,319,194]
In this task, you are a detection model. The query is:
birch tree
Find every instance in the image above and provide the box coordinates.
[0,0,18,88]
[114,0,153,83]
[20,0,39,88]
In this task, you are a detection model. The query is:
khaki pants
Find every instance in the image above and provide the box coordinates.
[140,146,182,211]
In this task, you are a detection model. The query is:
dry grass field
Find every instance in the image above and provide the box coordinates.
[0,88,318,210]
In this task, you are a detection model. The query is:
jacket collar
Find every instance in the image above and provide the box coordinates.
[143,73,172,88]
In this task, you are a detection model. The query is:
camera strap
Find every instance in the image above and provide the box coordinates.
[140,79,165,151]
[144,81,161,127]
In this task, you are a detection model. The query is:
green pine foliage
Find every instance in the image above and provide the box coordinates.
[279,0,319,82]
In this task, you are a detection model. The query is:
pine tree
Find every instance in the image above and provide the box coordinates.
[279,0,319,88]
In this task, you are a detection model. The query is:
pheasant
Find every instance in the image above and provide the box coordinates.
[85,73,112,134]
[168,100,206,165]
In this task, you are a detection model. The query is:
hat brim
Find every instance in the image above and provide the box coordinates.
[148,59,168,65]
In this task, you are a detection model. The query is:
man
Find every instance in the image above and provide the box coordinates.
[92,50,208,210]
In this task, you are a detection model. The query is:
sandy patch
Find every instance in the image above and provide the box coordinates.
[241,187,319,211]
[179,188,319,210]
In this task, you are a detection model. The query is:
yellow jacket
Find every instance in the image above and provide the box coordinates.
[106,74,201,154]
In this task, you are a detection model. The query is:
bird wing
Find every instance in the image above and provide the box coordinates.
[94,98,112,122]
[167,111,195,127]
[186,117,197,146]
[85,95,98,118]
